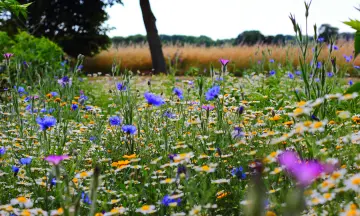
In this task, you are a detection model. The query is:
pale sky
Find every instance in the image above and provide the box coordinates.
[106,0,360,40]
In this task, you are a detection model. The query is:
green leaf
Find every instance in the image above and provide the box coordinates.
[343,19,360,31]
[345,82,360,94]
[355,31,360,58]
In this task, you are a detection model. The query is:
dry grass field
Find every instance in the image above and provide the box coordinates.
[84,41,360,75]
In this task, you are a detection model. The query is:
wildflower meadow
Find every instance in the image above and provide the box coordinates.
[1,2,360,216]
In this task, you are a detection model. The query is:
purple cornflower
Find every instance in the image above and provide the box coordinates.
[44,155,69,165]
[122,125,137,135]
[288,72,294,79]
[0,147,5,156]
[109,116,121,126]
[161,195,181,207]
[343,55,353,63]
[173,87,183,100]
[269,70,276,76]
[36,116,57,130]
[327,72,334,77]
[20,157,32,165]
[144,92,164,106]
[354,65,360,69]
[317,37,324,43]
[231,166,246,179]
[205,86,220,101]
[269,59,275,63]
[349,80,353,86]
[116,82,127,91]
[58,76,72,87]
[317,62,322,69]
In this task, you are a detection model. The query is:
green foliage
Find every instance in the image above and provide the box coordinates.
[0,0,30,18]
[9,31,64,64]
[345,82,360,94]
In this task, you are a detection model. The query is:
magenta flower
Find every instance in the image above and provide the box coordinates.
[44,155,69,165]
[219,58,229,66]
[278,151,333,187]
[3,53,14,60]
[202,104,215,111]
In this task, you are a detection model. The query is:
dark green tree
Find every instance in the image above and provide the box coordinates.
[0,0,123,57]
[318,24,339,42]
[234,31,265,46]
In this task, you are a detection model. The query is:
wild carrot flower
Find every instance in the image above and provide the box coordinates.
[144,92,164,106]
[36,116,57,130]
[44,155,69,165]
[205,86,220,101]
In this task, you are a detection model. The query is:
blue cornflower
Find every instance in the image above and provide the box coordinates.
[14,86,26,96]
[24,96,31,102]
[109,116,121,126]
[50,92,58,97]
[116,82,127,91]
[78,94,88,106]
[0,147,5,156]
[40,108,47,113]
[161,195,181,207]
[144,92,164,106]
[328,45,339,50]
[85,106,93,111]
[295,70,302,76]
[317,62,322,69]
[36,116,57,130]
[349,80,353,86]
[164,110,176,119]
[354,65,360,69]
[231,166,246,179]
[237,106,244,115]
[48,108,55,113]
[20,157,32,165]
[60,60,67,67]
[344,55,353,63]
[205,86,220,101]
[173,88,183,100]
[12,166,19,173]
[269,59,275,63]
[77,65,84,70]
[58,76,72,87]
[71,104,79,111]
[81,192,92,205]
[327,72,334,77]
[288,72,294,79]
[269,70,276,76]
[311,114,320,121]
[122,125,137,134]
[51,178,57,186]
[89,136,96,142]
[317,37,324,43]
[315,78,320,82]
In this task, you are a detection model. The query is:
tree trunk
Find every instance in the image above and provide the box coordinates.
[140,0,166,74]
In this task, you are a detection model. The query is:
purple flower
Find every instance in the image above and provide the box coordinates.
[173,88,183,100]
[0,147,5,156]
[269,70,276,76]
[164,110,176,119]
[44,155,69,165]
[327,72,334,77]
[202,104,215,111]
[122,125,137,134]
[20,157,32,165]
[144,92,164,106]
[71,104,78,111]
[205,86,220,101]
[58,76,72,87]
[161,195,181,207]
[288,72,294,79]
[295,70,302,76]
[317,37,324,43]
[349,80,353,86]
[354,65,360,69]
[317,62,322,69]
[231,166,246,179]
[219,58,229,66]
[116,82,127,91]
[278,151,333,187]
[36,116,57,130]
[343,55,353,63]
[269,59,275,63]
[3,53,13,60]
[109,116,121,126]
[12,166,19,173]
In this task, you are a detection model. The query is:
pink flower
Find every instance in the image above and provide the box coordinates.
[3,53,14,60]
[219,59,229,66]
[202,104,215,111]
[278,151,333,187]
[44,155,69,165]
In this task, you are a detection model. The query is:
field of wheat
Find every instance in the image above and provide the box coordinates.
[84,41,360,75]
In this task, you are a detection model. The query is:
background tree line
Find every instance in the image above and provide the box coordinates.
[112,25,355,47]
